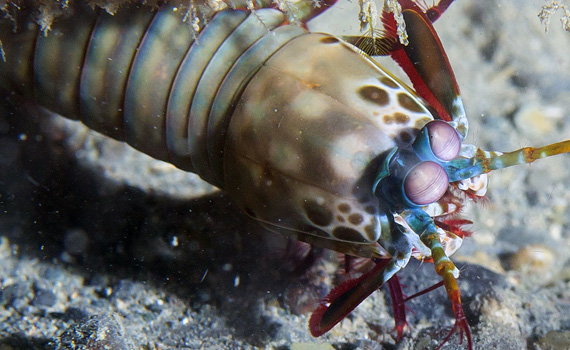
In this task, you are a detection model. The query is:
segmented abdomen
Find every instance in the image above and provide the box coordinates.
[0,4,305,188]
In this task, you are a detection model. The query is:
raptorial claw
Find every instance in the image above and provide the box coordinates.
[387,275,409,341]
[309,255,415,338]
[309,259,393,336]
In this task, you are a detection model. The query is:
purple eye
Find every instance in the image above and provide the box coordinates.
[426,121,460,161]
[404,161,449,205]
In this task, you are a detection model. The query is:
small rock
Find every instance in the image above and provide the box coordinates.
[32,289,57,307]
[514,105,563,138]
[535,330,570,350]
[509,244,554,273]
[0,282,31,308]
[52,314,135,350]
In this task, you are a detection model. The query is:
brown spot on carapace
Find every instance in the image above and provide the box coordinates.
[332,226,366,242]
[336,215,345,223]
[358,86,389,106]
[364,225,377,239]
[379,76,399,88]
[415,117,432,129]
[303,81,321,89]
[383,115,393,124]
[303,199,333,226]
[320,36,339,44]
[397,93,424,113]
[338,203,351,213]
[348,213,364,225]
[364,205,376,215]
[394,112,410,124]
[399,131,413,143]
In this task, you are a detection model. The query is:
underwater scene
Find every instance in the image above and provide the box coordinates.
[1,0,570,349]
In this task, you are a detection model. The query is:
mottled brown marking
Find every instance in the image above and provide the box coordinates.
[320,36,339,44]
[399,131,413,143]
[336,215,345,223]
[383,115,393,124]
[364,205,376,215]
[303,199,333,226]
[415,117,432,129]
[348,213,364,225]
[332,227,366,242]
[359,86,389,106]
[338,203,351,213]
[303,81,321,89]
[379,76,399,88]
[364,225,377,238]
[397,93,424,112]
[394,112,410,124]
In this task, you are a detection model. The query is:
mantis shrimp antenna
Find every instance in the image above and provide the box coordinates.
[447,140,570,182]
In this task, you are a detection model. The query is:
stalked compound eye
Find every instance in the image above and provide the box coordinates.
[404,161,449,205]
[426,121,461,161]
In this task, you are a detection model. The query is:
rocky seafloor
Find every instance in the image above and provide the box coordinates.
[1,0,570,349]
